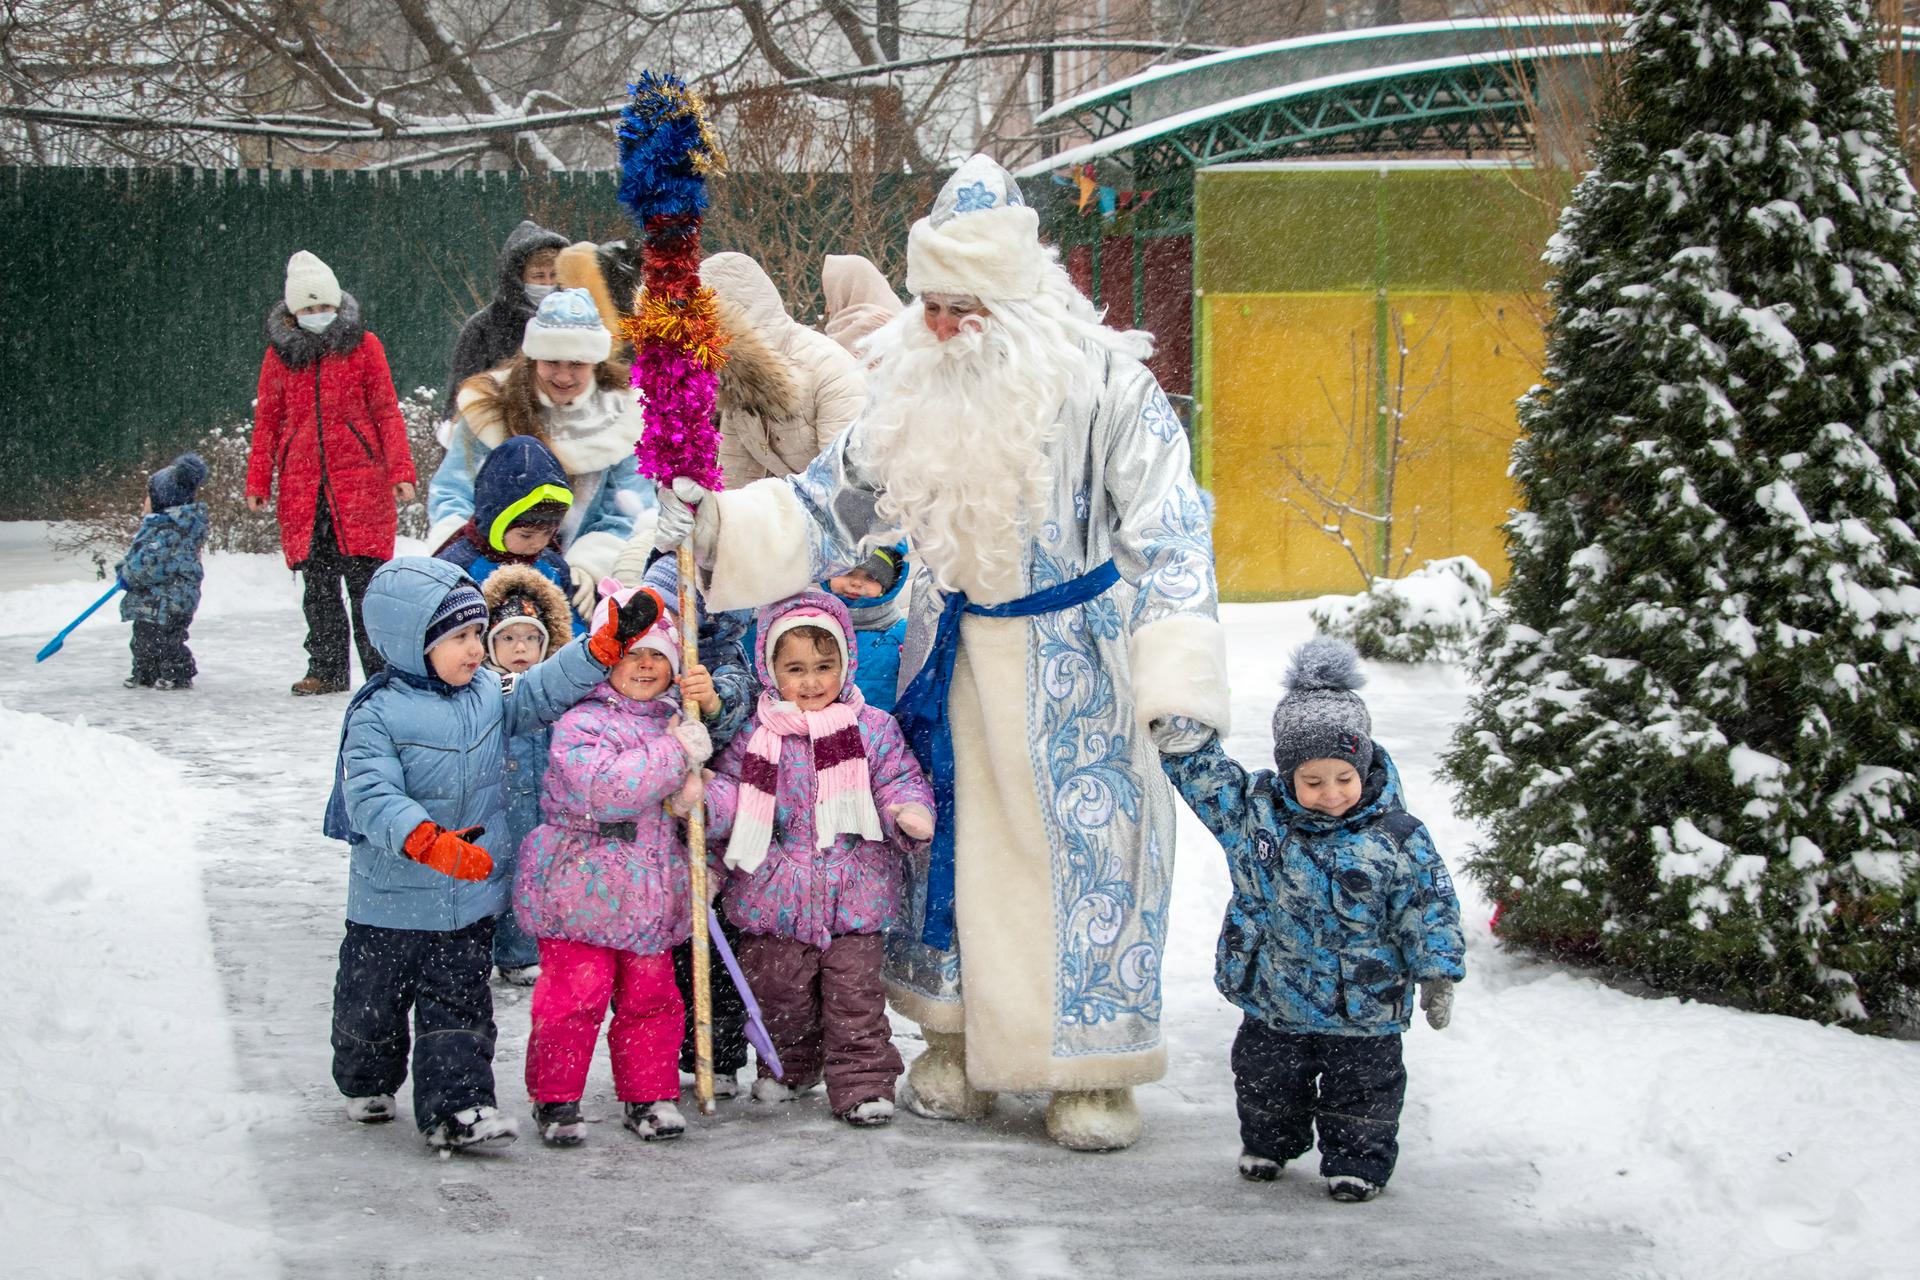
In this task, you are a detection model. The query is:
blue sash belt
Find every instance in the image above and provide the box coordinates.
[894,559,1122,949]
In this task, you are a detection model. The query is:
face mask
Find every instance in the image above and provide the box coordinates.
[524,284,555,305]
[296,311,338,333]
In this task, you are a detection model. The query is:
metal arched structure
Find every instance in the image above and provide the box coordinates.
[1014,15,1920,183]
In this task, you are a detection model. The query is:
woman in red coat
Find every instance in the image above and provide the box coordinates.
[246,250,418,695]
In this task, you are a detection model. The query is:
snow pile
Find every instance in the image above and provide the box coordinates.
[1309,555,1495,662]
[0,700,276,1279]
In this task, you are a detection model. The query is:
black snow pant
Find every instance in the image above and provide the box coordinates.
[129,618,196,686]
[1232,1017,1407,1185]
[331,917,498,1133]
[673,912,749,1076]
[299,503,384,684]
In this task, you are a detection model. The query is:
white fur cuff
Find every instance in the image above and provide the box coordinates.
[424,513,467,554]
[905,207,1047,302]
[1130,614,1230,736]
[703,479,816,613]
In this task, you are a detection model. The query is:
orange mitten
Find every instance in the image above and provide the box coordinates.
[403,822,492,882]
[588,586,666,666]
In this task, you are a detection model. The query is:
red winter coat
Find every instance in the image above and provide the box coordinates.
[247,295,416,567]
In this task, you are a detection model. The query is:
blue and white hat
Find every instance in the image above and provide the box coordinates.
[425,583,488,654]
[521,287,612,364]
[905,154,1047,304]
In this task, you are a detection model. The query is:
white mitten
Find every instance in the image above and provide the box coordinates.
[569,565,598,615]
[1150,714,1215,755]
[888,803,935,842]
[667,768,707,817]
[1420,978,1455,1030]
[608,536,656,588]
[667,714,712,766]
[653,477,717,560]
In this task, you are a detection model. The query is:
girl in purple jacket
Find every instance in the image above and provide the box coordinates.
[514,584,714,1146]
[705,590,935,1127]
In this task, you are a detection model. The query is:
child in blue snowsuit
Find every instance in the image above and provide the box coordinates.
[323,555,660,1149]
[476,563,577,985]
[117,452,210,690]
[825,543,908,712]
[1159,635,1464,1202]
[433,434,586,632]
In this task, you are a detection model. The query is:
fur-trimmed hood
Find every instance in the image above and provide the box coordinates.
[265,292,366,369]
[480,561,573,657]
[452,355,637,473]
[715,297,800,421]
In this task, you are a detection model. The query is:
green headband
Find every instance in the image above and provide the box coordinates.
[489,484,574,552]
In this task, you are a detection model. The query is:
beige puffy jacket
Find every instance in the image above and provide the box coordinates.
[702,252,867,488]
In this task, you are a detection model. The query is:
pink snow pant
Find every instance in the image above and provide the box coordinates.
[738,932,902,1114]
[525,938,683,1104]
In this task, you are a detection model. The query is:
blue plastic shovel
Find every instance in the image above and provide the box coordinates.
[35,580,125,662]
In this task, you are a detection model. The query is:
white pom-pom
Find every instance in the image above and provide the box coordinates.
[1285,635,1366,694]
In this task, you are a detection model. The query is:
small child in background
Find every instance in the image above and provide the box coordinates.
[823,544,909,713]
[324,557,658,1150]
[1157,635,1464,1202]
[515,582,714,1146]
[118,452,211,691]
[704,591,934,1127]
[479,564,575,984]
[433,435,581,632]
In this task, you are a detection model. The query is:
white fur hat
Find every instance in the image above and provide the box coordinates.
[522,287,613,363]
[284,250,342,312]
[905,155,1048,303]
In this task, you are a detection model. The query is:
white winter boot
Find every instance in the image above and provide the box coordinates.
[904,1031,995,1121]
[1045,1087,1141,1152]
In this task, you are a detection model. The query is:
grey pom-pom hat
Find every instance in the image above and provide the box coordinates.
[1271,635,1374,779]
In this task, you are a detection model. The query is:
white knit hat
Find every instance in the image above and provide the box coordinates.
[904,155,1049,303]
[284,250,342,312]
[522,287,612,363]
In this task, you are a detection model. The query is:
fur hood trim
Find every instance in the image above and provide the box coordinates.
[265,292,365,369]
[480,562,573,656]
[454,355,633,451]
[715,297,800,421]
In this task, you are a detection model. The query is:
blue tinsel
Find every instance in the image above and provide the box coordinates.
[617,72,711,224]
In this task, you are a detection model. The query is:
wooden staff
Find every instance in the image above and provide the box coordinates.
[679,541,715,1115]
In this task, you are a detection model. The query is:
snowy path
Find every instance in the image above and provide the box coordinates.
[4,539,1915,1279]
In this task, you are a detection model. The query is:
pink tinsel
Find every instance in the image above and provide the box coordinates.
[633,344,723,492]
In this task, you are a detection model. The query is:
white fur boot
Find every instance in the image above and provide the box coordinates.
[904,1031,996,1121]
[1045,1088,1142,1152]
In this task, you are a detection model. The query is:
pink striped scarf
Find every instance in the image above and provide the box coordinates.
[723,688,882,874]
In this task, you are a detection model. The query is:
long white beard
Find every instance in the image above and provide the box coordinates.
[857,307,1079,601]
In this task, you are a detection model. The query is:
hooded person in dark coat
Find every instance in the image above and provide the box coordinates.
[444,220,572,416]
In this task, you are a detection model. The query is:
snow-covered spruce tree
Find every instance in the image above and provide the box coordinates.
[1445,0,1920,1025]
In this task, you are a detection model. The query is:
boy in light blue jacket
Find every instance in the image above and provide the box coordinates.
[1158,636,1464,1202]
[322,555,660,1150]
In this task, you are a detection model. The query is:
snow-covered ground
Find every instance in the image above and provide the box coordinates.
[1,523,1915,1280]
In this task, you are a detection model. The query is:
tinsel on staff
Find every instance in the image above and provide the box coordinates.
[617,70,728,1114]
[618,71,728,493]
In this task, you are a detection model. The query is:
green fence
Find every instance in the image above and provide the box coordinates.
[0,166,927,518]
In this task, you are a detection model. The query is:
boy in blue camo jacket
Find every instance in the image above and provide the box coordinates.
[1157,635,1464,1202]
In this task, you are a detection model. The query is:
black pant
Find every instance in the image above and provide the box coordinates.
[1232,1017,1407,1185]
[130,618,196,685]
[299,502,384,683]
[331,917,498,1132]
[673,913,750,1075]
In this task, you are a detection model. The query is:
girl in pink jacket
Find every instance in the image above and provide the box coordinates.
[705,590,934,1127]
[514,584,714,1146]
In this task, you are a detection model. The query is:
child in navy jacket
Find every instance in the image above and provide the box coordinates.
[118,452,210,690]
[1158,636,1464,1201]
